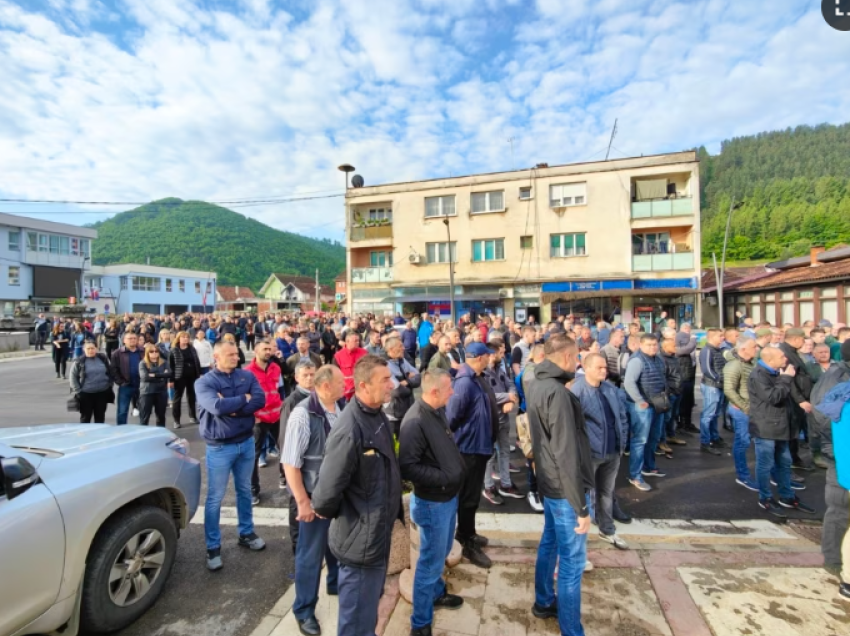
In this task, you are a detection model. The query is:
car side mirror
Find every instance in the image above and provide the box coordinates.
[1,457,40,501]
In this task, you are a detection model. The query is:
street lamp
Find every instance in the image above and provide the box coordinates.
[338,164,355,190]
[442,216,456,325]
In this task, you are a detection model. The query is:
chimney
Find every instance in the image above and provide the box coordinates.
[810,245,826,267]
[236,285,240,297]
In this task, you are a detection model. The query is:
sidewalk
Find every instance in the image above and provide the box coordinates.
[252,516,849,636]
[0,349,50,362]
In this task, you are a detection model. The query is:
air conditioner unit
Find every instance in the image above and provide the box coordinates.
[498,288,514,298]
[409,254,422,265]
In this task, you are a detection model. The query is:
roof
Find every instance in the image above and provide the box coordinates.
[736,257,850,291]
[701,266,773,293]
[90,263,216,279]
[0,212,99,239]
[335,273,347,282]
[258,273,339,298]
[766,245,850,270]
[216,286,257,302]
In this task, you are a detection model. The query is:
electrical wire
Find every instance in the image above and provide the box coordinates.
[0,192,344,206]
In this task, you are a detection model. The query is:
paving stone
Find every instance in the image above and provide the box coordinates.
[433,593,483,636]
[479,601,529,636]
[447,563,489,600]
[483,564,534,609]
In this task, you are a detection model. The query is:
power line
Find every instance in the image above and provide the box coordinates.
[0,192,345,206]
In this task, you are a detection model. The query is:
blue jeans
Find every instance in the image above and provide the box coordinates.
[338,563,386,636]
[116,384,139,425]
[627,403,662,478]
[204,436,255,550]
[410,495,458,630]
[535,498,586,636]
[754,438,793,502]
[293,516,339,620]
[699,385,723,445]
[662,394,681,440]
[728,406,752,482]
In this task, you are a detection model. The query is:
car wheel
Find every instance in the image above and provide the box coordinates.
[80,505,178,633]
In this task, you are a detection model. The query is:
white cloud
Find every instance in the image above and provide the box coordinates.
[0,0,847,244]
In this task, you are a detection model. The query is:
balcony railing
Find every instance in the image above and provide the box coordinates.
[23,250,90,269]
[632,252,694,272]
[351,267,394,283]
[631,197,693,219]
[350,224,393,241]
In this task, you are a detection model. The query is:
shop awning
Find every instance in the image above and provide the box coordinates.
[380,294,501,304]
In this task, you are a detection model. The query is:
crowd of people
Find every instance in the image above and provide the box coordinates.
[35,307,850,636]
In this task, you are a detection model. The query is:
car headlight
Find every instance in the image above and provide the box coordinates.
[167,438,190,456]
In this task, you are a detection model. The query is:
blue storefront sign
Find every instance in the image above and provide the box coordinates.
[542,278,697,293]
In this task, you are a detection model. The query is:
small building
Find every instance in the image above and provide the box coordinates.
[84,264,216,316]
[335,272,347,305]
[0,212,97,315]
[215,286,259,313]
[708,246,850,327]
[257,273,335,313]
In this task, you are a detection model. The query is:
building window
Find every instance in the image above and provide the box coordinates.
[549,182,587,207]
[520,236,533,249]
[370,251,392,267]
[38,234,48,253]
[8,266,20,286]
[8,231,20,251]
[195,281,201,293]
[519,186,532,200]
[798,290,814,299]
[26,232,36,251]
[424,195,456,218]
[821,287,837,298]
[59,236,70,255]
[165,278,173,292]
[426,241,457,264]
[120,276,128,290]
[80,239,89,258]
[206,282,212,292]
[471,191,505,214]
[368,208,392,222]
[472,239,505,262]
[632,232,671,255]
[132,276,161,291]
[88,277,101,289]
[49,235,60,254]
[179,279,185,293]
[550,233,587,258]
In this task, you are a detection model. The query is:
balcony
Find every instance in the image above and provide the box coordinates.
[631,197,693,219]
[351,267,394,284]
[632,252,694,272]
[23,250,90,269]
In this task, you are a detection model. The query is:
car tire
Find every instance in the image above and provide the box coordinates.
[80,505,178,633]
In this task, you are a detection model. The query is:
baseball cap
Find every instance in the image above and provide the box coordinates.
[785,328,806,338]
[465,342,491,358]
[819,319,833,328]
[755,328,773,338]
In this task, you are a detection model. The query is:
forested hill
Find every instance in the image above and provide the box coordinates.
[90,199,345,290]
[699,122,850,262]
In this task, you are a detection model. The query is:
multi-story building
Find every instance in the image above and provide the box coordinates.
[344,151,701,329]
[0,213,97,315]
[84,264,216,315]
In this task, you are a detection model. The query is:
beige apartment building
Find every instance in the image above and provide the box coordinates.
[344,151,702,330]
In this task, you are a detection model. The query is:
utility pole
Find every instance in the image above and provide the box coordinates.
[717,198,739,330]
[713,252,723,330]
[315,268,320,313]
[507,137,516,170]
[605,118,618,161]
[443,216,456,325]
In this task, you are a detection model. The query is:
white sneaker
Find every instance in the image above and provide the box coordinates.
[527,491,544,513]
[599,532,629,550]
[258,459,268,468]
[584,560,594,572]
[132,408,140,417]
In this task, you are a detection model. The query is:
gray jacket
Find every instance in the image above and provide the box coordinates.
[811,362,850,460]
[139,361,172,395]
[484,361,517,425]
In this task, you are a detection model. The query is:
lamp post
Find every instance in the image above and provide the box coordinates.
[442,216,456,325]
[339,164,355,317]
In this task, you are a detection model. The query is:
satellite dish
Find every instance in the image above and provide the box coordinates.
[351,174,364,188]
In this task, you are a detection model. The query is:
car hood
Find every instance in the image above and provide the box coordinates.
[0,424,176,456]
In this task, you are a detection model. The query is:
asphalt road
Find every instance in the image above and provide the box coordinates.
[0,352,828,634]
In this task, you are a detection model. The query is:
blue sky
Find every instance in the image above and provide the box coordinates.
[1,0,848,242]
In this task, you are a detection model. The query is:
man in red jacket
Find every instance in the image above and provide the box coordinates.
[247,339,282,505]
[334,331,367,402]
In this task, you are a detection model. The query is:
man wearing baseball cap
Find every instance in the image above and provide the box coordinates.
[446,341,499,569]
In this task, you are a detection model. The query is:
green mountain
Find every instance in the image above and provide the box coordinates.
[91,198,345,290]
[699,122,850,262]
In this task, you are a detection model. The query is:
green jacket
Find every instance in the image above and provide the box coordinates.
[723,352,755,413]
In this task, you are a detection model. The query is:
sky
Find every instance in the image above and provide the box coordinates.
[1,0,849,242]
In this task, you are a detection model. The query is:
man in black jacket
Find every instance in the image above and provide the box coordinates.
[779,328,815,470]
[748,347,815,518]
[311,355,401,636]
[399,369,466,636]
[526,335,593,634]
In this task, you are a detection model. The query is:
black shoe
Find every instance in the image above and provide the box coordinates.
[410,626,432,636]
[710,438,727,449]
[612,505,632,524]
[778,497,815,514]
[326,586,338,596]
[758,498,787,519]
[297,616,321,636]
[238,532,266,550]
[433,592,464,610]
[471,533,489,548]
[840,582,850,600]
[462,543,492,569]
[792,461,815,472]
[532,599,559,619]
[701,444,721,456]
[482,486,504,505]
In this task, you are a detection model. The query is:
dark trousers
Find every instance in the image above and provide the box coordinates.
[321,344,337,365]
[105,340,119,359]
[252,421,283,495]
[289,495,300,555]
[527,458,538,494]
[337,563,386,636]
[457,453,490,542]
[79,390,110,423]
[823,463,849,567]
[52,347,68,377]
[246,334,255,350]
[293,516,339,620]
[172,375,197,424]
[140,391,168,426]
[35,330,47,350]
[591,454,620,536]
[679,380,695,427]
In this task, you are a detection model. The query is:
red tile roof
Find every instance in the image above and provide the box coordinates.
[217,285,257,302]
[701,266,772,293]
[735,258,850,291]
